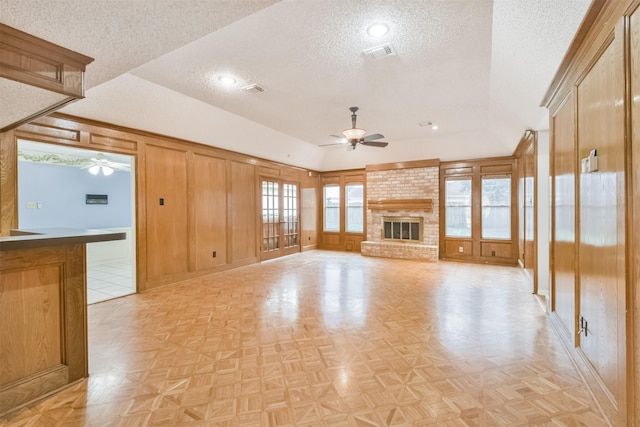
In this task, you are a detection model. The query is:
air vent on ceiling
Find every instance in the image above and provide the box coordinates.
[363,43,396,60]
[243,84,264,93]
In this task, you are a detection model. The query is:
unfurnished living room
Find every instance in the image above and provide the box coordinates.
[0,1,639,426]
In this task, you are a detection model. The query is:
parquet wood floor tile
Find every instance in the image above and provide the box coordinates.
[1,251,609,426]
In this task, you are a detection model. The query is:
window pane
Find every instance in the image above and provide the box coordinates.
[482,176,511,239]
[324,185,340,231]
[346,184,363,233]
[445,178,471,237]
[410,222,419,241]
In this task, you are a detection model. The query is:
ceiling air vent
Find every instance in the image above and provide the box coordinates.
[363,43,396,60]
[243,84,264,93]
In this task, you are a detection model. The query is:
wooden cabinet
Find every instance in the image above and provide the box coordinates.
[145,144,189,283]
[0,245,86,416]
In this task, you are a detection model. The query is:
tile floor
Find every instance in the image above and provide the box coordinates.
[87,259,135,304]
[1,251,609,426]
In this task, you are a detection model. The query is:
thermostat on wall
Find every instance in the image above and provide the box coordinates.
[86,194,108,204]
[581,149,598,173]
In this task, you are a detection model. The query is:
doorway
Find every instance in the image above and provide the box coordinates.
[17,140,136,304]
[261,179,300,260]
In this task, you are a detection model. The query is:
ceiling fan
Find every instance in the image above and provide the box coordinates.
[81,153,130,176]
[321,107,389,150]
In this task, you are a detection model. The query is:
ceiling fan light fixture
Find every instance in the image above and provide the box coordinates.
[342,128,367,140]
[88,165,100,175]
[367,23,390,38]
[102,166,114,176]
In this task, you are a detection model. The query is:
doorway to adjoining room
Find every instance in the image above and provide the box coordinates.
[17,140,136,304]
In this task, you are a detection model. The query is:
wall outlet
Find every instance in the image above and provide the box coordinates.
[212,251,217,258]
[458,246,463,253]
[37,201,43,209]
[26,201,36,209]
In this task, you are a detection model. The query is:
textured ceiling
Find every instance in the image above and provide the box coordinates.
[1,0,591,171]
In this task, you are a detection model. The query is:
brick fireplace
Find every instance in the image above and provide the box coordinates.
[361,160,439,261]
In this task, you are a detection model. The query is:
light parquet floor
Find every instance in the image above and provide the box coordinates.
[1,251,607,426]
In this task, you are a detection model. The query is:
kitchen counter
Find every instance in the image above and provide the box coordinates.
[0,227,126,416]
[0,227,126,251]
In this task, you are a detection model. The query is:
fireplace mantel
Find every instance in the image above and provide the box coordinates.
[367,198,433,212]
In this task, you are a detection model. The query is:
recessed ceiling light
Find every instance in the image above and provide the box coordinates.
[418,121,439,130]
[367,23,390,38]
[218,75,237,85]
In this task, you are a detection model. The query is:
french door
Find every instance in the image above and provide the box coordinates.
[261,179,299,260]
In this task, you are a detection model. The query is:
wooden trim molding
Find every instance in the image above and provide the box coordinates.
[368,198,433,212]
[0,24,93,93]
[0,24,94,132]
[365,158,440,172]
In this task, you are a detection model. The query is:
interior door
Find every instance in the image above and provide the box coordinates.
[261,179,299,260]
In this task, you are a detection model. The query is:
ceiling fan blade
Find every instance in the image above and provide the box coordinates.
[319,142,349,147]
[360,141,389,148]
[363,133,384,142]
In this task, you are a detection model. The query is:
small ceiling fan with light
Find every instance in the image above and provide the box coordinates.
[321,107,389,150]
[81,153,130,176]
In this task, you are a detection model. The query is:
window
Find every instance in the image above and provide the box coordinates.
[323,185,340,231]
[445,178,471,237]
[482,176,511,239]
[345,183,363,232]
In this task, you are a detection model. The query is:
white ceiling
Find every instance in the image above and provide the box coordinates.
[1,0,591,171]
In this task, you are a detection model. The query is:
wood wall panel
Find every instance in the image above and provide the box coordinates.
[514,131,536,291]
[301,172,319,250]
[576,29,626,412]
[629,3,640,420]
[0,130,18,235]
[0,244,86,415]
[551,94,577,342]
[0,265,62,386]
[229,160,257,264]
[145,144,189,282]
[444,239,472,257]
[480,241,512,259]
[191,154,227,270]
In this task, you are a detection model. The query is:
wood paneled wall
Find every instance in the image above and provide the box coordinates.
[0,113,313,291]
[514,131,537,291]
[543,1,637,424]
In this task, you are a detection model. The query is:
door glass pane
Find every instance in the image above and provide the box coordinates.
[283,183,298,248]
[346,183,363,233]
[482,176,511,239]
[445,178,472,237]
[324,185,340,231]
[262,181,279,252]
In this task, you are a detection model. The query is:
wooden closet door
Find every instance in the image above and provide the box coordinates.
[145,144,188,281]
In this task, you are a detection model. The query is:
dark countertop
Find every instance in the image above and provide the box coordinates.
[0,228,126,251]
